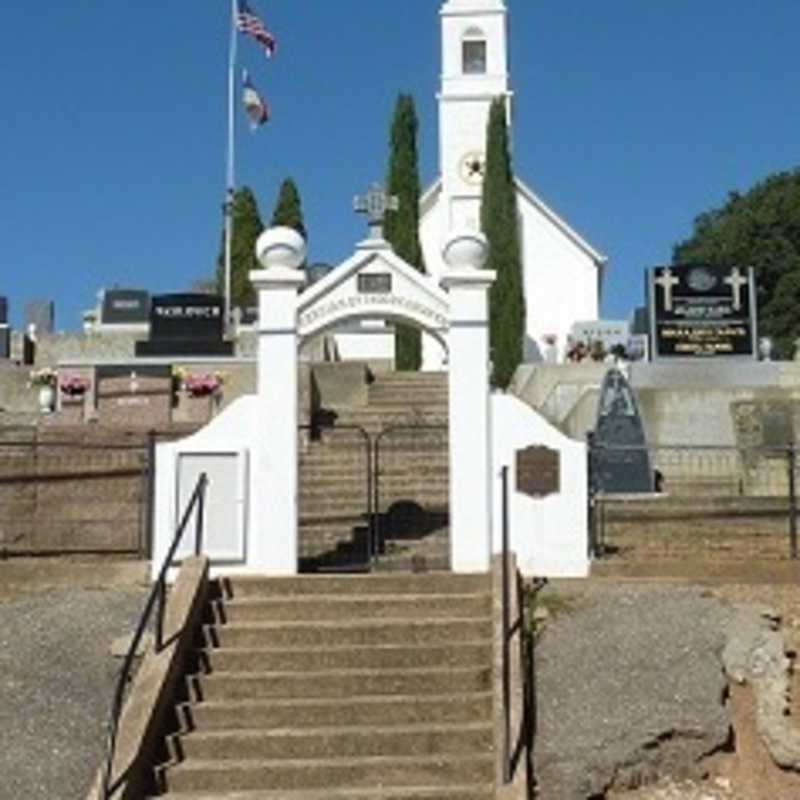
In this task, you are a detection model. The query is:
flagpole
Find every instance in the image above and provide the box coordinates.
[223,0,238,331]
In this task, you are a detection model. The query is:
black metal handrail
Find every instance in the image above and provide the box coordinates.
[500,465,536,798]
[101,471,208,799]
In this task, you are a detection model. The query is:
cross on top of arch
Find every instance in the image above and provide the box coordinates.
[353,182,399,240]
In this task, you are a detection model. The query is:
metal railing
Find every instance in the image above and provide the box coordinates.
[586,441,800,560]
[101,472,208,800]
[500,466,535,798]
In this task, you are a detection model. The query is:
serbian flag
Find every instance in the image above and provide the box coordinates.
[242,69,269,129]
[236,0,277,58]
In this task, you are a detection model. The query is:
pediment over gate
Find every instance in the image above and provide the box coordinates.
[297,241,450,342]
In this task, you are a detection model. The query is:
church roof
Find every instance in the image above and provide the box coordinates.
[419,177,608,268]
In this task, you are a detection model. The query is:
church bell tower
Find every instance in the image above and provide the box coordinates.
[439,0,512,231]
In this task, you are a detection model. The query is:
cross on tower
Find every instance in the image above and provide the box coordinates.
[724,267,748,311]
[354,183,399,240]
[654,267,680,312]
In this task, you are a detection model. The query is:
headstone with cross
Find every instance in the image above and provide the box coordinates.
[648,264,757,359]
[354,182,399,241]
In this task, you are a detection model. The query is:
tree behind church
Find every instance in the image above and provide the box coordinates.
[481,98,525,388]
[385,94,424,371]
[673,169,800,357]
[271,178,307,239]
[216,186,264,309]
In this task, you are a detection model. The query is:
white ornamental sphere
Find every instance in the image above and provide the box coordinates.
[441,230,489,270]
[256,226,307,270]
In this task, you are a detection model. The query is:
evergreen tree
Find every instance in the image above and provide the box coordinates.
[481,98,525,388]
[673,169,800,357]
[271,177,307,239]
[216,186,264,309]
[385,94,424,371]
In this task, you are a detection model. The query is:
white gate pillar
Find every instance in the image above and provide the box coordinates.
[249,227,306,575]
[440,232,496,573]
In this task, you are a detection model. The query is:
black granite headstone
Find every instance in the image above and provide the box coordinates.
[592,369,653,494]
[0,326,9,359]
[135,293,233,357]
[648,264,757,359]
[0,296,7,325]
[101,289,150,325]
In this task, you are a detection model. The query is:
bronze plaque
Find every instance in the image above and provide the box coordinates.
[516,446,560,498]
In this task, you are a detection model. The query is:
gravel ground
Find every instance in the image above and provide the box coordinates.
[0,583,149,800]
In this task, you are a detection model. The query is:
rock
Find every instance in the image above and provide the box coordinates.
[534,586,732,799]
[722,604,800,771]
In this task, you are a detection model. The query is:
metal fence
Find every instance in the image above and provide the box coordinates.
[588,442,800,563]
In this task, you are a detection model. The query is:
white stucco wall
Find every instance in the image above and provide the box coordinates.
[491,393,589,577]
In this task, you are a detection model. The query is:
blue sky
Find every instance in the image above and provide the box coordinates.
[1,1,798,331]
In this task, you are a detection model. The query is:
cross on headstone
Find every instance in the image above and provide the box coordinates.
[354,182,399,240]
[724,267,748,311]
[655,267,680,312]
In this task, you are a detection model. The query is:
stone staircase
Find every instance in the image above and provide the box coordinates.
[299,371,450,571]
[152,572,497,799]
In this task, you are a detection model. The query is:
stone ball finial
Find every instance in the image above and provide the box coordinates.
[442,230,489,270]
[256,226,307,271]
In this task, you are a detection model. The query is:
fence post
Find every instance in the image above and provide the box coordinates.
[789,444,798,560]
[144,430,157,560]
[586,432,597,558]
[500,465,512,784]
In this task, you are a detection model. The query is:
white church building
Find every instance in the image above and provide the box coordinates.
[420,0,605,368]
[332,0,606,368]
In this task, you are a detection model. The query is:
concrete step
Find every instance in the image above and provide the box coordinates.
[157,785,494,800]
[177,692,494,733]
[199,642,491,673]
[189,666,492,702]
[205,619,491,650]
[172,722,493,762]
[160,753,495,794]
[220,574,489,599]
[215,593,490,623]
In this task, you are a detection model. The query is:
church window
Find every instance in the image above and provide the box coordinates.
[462,28,487,75]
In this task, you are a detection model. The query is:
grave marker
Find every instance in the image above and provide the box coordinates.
[101,289,150,325]
[592,368,653,494]
[648,265,757,359]
[516,446,560,498]
[135,293,234,357]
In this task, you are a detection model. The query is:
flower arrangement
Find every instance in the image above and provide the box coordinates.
[28,367,57,388]
[177,370,225,398]
[59,375,90,397]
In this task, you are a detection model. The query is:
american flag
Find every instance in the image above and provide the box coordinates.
[236,0,277,57]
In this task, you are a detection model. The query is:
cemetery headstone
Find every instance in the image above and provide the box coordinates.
[101,289,150,325]
[25,300,54,335]
[648,265,757,359]
[96,365,173,427]
[0,296,7,325]
[570,320,630,352]
[135,293,233,357]
[592,368,653,493]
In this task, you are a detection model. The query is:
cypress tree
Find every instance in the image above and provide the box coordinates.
[481,98,525,388]
[271,177,307,239]
[216,186,264,310]
[385,94,424,371]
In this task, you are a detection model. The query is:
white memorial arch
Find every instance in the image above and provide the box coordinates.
[152,215,497,577]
